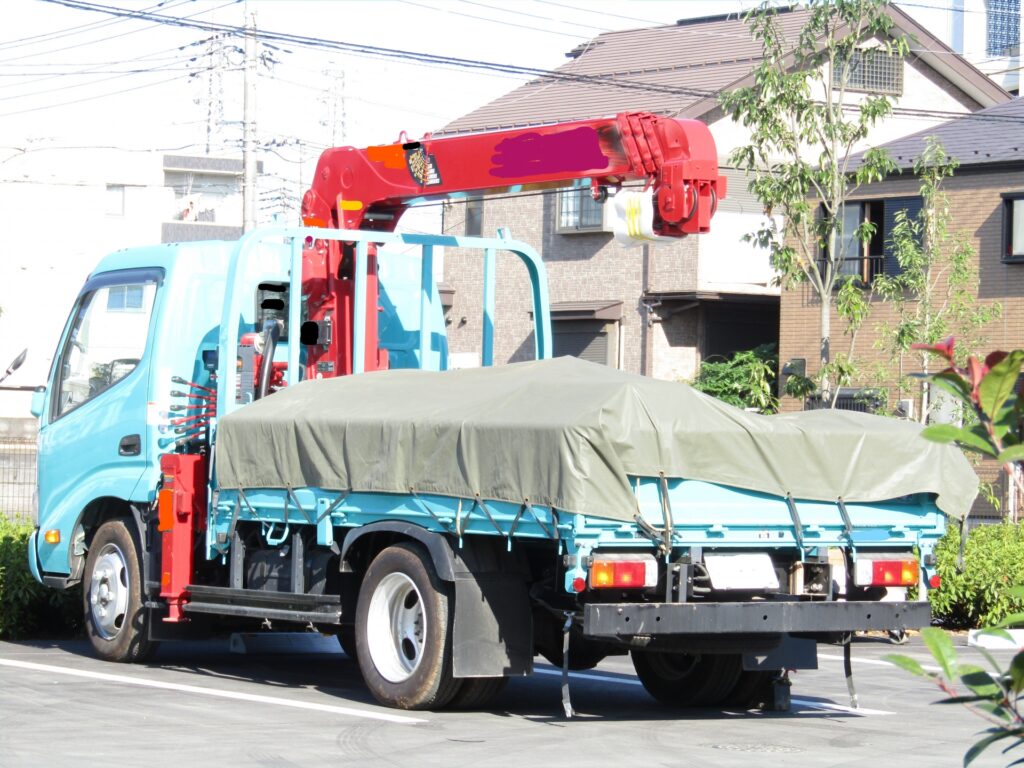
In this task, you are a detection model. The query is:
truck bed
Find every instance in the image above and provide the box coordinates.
[215,356,976,524]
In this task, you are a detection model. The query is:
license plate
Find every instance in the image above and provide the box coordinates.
[703,553,779,590]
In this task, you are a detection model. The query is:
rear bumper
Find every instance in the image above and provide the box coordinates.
[583,600,930,638]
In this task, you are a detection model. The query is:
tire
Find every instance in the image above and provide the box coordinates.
[631,650,741,707]
[355,543,460,710]
[447,677,508,710]
[83,518,157,663]
[534,610,611,671]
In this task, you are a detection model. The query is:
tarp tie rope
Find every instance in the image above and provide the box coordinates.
[785,493,805,552]
[658,473,675,555]
[843,637,858,709]
[836,497,854,547]
[561,612,575,719]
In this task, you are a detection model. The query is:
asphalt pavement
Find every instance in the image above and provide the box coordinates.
[0,632,1016,767]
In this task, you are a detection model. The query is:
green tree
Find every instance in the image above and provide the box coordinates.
[720,0,907,400]
[873,138,1000,423]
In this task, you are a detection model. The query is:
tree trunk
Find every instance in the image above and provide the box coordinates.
[819,294,831,404]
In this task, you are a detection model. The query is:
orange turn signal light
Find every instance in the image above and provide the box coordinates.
[43,529,60,544]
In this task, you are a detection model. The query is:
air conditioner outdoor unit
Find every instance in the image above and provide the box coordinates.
[895,398,915,420]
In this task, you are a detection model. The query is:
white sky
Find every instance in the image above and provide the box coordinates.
[1,1,765,174]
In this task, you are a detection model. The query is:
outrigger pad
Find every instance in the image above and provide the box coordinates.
[216,356,977,524]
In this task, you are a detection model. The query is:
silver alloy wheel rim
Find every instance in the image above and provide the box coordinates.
[366,572,426,683]
[88,543,129,640]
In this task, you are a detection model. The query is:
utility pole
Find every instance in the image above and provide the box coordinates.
[242,10,257,232]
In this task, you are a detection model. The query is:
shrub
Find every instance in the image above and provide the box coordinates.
[690,343,778,413]
[929,520,1024,629]
[0,516,81,639]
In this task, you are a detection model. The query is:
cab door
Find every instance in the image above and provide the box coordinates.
[34,268,162,576]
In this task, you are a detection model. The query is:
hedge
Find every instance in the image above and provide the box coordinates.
[0,516,81,639]
[929,520,1024,629]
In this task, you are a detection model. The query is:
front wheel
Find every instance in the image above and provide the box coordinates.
[355,543,460,710]
[83,518,157,663]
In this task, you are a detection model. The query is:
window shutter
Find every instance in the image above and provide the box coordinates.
[883,196,923,277]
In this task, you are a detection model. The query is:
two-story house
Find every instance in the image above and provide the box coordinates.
[435,6,1008,382]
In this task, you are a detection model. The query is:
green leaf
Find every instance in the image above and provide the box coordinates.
[977,627,1015,641]
[921,424,998,457]
[883,653,928,676]
[959,664,1003,698]
[979,351,1024,420]
[965,728,1016,766]
[1011,652,1024,694]
[922,627,958,680]
[998,445,1024,464]
[995,614,1024,629]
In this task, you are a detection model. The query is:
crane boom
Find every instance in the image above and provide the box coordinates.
[301,111,725,236]
[298,111,726,380]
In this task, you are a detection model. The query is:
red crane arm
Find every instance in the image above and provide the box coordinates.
[301,111,725,237]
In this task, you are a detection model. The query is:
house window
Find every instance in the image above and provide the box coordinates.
[987,0,1021,56]
[465,197,483,237]
[826,196,922,282]
[1002,192,1024,261]
[556,188,604,233]
[836,48,903,96]
[106,184,125,216]
[106,284,145,312]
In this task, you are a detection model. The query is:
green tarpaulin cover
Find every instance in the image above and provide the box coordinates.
[215,356,977,521]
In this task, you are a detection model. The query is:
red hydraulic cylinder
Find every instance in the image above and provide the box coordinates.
[158,453,207,622]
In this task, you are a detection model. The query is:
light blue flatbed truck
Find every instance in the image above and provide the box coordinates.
[27,113,976,712]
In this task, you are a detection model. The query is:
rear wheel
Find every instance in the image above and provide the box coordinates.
[355,543,460,710]
[83,518,157,663]
[447,677,508,709]
[631,650,741,707]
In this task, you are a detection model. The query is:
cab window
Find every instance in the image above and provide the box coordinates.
[53,280,157,419]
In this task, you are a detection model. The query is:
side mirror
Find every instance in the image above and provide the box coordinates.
[30,386,45,419]
[8,348,27,373]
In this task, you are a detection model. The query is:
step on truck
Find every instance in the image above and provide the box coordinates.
[28,112,976,712]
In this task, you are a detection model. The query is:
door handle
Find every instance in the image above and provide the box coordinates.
[118,434,141,456]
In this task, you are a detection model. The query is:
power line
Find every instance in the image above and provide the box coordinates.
[395,0,591,39]
[0,71,190,118]
[0,0,239,66]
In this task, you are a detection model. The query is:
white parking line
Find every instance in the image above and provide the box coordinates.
[0,658,426,724]
[817,653,942,674]
[533,667,892,715]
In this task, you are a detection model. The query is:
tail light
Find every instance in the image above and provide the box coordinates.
[853,557,919,587]
[589,554,658,590]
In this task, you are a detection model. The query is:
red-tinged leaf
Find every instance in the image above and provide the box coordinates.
[912,336,955,361]
[986,351,1010,368]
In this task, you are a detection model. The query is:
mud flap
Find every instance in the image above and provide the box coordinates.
[452,571,533,677]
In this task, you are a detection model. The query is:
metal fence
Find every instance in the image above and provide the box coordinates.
[0,418,37,522]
